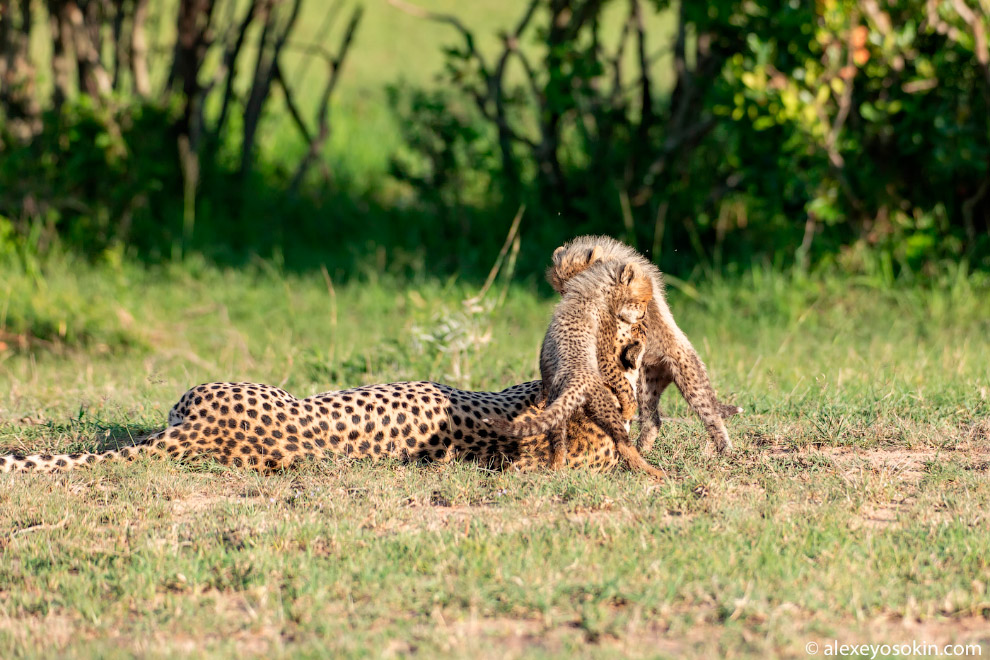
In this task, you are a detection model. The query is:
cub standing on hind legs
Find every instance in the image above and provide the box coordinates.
[547,235,742,455]
[485,259,665,479]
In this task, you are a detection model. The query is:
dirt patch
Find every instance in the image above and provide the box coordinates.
[762,445,989,529]
[434,611,990,659]
[803,614,990,656]
[0,612,81,649]
[170,493,260,517]
[433,616,691,659]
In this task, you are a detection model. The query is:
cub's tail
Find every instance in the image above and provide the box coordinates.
[483,385,589,438]
[718,402,744,418]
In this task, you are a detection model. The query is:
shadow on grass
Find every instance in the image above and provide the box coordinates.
[0,420,161,454]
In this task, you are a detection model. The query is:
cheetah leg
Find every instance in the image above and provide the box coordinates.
[636,364,671,454]
[639,360,743,454]
[658,360,743,422]
[614,440,666,480]
[597,414,666,481]
[659,345,733,454]
[586,389,665,481]
[548,425,568,470]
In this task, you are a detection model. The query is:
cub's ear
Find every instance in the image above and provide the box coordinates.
[552,246,566,267]
[618,262,640,285]
[586,245,603,265]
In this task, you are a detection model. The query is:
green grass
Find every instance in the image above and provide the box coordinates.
[5,4,989,655]
[1,255,989,658]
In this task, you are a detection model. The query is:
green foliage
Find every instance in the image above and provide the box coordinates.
[717,0,990,267]
[0,99,184,259]
[388,85,502,221]
[2,0,988,280]
[393,0,990,274]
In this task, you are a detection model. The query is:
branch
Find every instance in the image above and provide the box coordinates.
[638,117,715,192]
[562,0,607,42]
[463,205,525,308]
[631,0,653,132]
[65,0,112,98]
[111,0,125,91]
[388,0,541,178]
[387,0,485,79]
[961,176,989,242]
[274,60,312,144]
[287,4,363,192]
[493,0,541,165]
[241,0,303,176]
[289,0,343,86]
[214,0,260,138]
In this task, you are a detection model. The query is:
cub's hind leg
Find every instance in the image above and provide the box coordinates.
[664,349,733,454]
[548,424,568,470]
[638,359,742,455]
[585,384,665,481]
[636,362,671,454]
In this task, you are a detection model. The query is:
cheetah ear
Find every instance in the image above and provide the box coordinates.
[586,245,602,265]
[618,262,638,285]
[552,246,566,267]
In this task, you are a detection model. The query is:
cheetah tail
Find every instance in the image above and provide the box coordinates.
[0,431,170,474]
[718,402,744,419]
[482,388,586,439]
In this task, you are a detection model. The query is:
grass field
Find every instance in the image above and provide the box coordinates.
[3,1,989,657]
[1,254,989,658]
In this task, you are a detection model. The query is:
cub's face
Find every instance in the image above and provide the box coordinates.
[617,301,649,325]
[546,244,603,294]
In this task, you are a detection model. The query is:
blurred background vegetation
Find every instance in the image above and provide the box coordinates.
[0,0,988,280]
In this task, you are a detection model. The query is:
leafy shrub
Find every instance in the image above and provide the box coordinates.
[0,100,184,259]
[392,0,990,273]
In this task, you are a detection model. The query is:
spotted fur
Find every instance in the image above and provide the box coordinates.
[485,260,664,479]
[548,235,742,454]
[0,319,650,476]
[0,380,634,474]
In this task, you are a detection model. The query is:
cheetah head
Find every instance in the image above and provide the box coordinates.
[546,244,603,295]
[616,262,653,324]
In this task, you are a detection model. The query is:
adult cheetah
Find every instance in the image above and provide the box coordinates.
[0,380,648,474]
[0,315,649,475]
[547,235,742,454]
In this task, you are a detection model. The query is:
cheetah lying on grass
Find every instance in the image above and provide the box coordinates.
[1,317,649,475]
[0,380,641,474]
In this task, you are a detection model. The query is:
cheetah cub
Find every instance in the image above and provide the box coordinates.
[486,260,665,479]
[548,235,742,455]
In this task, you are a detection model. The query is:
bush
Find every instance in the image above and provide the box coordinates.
[392,0,990,273]
[0,100,184,259]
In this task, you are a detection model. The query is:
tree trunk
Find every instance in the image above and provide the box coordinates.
[0,0,42,139]
[63,0,112,99]
[130,0,151,97]
[48,0,74,110]
[170,0,216,151]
